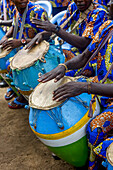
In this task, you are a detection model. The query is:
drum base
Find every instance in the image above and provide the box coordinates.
[47,135,88,167]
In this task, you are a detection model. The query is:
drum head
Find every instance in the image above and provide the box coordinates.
[106,142,113,166]
[29,76,75,110]
[0,46,11,59]
[10,41,49,70]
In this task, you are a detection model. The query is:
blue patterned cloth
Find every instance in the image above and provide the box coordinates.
[93,0,110,9]
[12,1,48,39]
[59,2,108,56]
[86,20,113,170]
[88,20,113,108]
[1,0,15,19]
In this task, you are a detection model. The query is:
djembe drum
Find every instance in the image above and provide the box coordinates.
[29,76,100,167]
[10,41,65,95]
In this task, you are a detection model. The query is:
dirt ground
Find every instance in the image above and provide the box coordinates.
[0,87,76,170]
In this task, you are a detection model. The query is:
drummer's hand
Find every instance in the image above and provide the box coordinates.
[0,35,8,45]
[53,82,87,102]
[38,65,66,83]
[31,17,55,32]
[25,33,43,50]
[2,39,22,51]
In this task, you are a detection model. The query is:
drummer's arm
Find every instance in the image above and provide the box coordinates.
[25,31,52,50]
[0,26,14,44]
[0,19,13,26]
[5,26,14,38]
[54,28,91,50]
[65,48,91,70]
[38,48,91,83]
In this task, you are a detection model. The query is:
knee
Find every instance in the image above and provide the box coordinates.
[87,121,103,146]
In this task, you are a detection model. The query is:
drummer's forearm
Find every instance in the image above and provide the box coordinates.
[5,26,14,38]
[65,49,91,70]
[85,82,113,97]
[52,25,91,50]
[41,31,52,41]
[0,19,13,26]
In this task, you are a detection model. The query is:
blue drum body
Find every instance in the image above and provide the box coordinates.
[0,27,5,39]
[0,49,17,72]
[0,27,17,72]
[11,44,65,95]
[108,163,113,170]
[29,77,100,167]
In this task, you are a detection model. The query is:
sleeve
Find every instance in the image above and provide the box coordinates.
[94,137,113,160]
[87,21,112,53]
[31,6,48,33]
[82,9,108,39]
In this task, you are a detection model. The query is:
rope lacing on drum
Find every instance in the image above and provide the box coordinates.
[46,106,64,130]
[44,96,88,129]
[70,96,89,109]
[22,72,33,90]
[30,109,41,130]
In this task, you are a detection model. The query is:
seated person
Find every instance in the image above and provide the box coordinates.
[0,0,48,108]
[37,0,113,169]
[25,0,108,77]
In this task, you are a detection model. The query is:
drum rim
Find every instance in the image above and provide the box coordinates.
[29,76,81,110]
[10,40,49,71]
[0,48,11,59]
[106,143,113,166]
[29,95,97,140]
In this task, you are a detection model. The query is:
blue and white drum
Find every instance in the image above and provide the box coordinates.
[10,40,65,95]
[29,76,100,167]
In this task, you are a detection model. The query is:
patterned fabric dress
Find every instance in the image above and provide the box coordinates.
[1,0,15,19]
[58,2,108,77]
[86,20,113,170]
[93,0,110,10]
[59,2,108,60]
[12,1,48,39]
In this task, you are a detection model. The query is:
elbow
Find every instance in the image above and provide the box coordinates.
[79,38,92,50]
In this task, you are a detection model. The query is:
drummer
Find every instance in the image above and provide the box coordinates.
[26,0,108,77]
[0,0,48,109]
[37,0,113,169]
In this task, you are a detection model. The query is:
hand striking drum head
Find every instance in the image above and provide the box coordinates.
[29,76,75,110]
[0,45,11,59]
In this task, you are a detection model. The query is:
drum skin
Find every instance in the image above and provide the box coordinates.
[29,93,100,167]
[0,28,17,73]
[11,44,65,94]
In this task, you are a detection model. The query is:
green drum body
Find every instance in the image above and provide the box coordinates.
[29,77,100,167]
